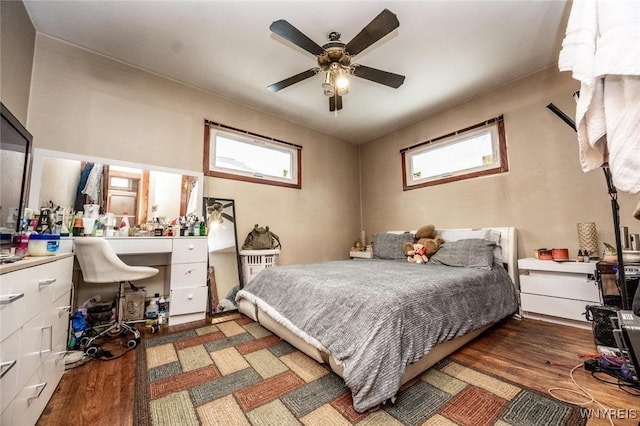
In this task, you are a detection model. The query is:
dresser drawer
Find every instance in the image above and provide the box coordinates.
[520,273,600,302]
[169,286,208,316]
[12,359,60,426]
[1,329,22,413]
[32,256,73,304]
[18,311,51,391]
[169,262,208,289]
[106,237,172,254]
[521,293,590,322]
[0,257,70,342]
[0,268,31,342]
[171,238,207,265]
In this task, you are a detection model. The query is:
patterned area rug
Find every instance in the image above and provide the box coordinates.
[134,315,586,426]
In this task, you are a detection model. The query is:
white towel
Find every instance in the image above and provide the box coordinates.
[602,76,640,194]
[558,0,640,194]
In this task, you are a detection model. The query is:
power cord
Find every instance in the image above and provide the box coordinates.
[85,343,138,361]
[547,362,615,426]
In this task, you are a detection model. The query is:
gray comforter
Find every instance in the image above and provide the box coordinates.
[236,259,518,413]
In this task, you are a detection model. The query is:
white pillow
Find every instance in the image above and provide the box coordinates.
[437,229,488,242]
[485,230,503,264]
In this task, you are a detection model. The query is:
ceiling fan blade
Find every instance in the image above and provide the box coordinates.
[344,9,399,57]
[221,212,234,223]
[352,65,405,88]
[329,95,343,112]
[270,19,325,56]
[267,68,317,92]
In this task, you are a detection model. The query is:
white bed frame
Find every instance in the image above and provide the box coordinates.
[239,227,519,390]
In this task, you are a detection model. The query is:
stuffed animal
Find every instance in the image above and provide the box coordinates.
[415,224,437,240]
[403,242,429,263]
[414,224,445,259]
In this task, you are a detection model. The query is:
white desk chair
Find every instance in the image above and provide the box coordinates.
[73,237,159,355]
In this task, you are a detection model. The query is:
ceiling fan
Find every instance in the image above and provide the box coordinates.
[267,9,406,112]
[205,200,234,226]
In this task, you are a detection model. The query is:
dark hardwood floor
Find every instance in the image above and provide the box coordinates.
[38,317,639,426]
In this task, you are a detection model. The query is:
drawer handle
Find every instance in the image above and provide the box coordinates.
[41,325,53,354]
[0,293,24,305]
[184,268,195,276]
[27,382,47,406]
[58,305,72,317]
[188,294,193,300]
[0,360,17,379]
[39,278,57,287]
[188,244,194,250]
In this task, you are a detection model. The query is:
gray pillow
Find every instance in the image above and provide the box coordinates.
[485,230,503,264]
[372,232,414,259]
[429,238,495,269]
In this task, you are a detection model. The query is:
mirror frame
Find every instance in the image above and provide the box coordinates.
[28,148,203,219]
[203,197,243,315]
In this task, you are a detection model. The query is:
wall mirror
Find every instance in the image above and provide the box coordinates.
[1,103,32,233]
[28,148,203,226]
[204,197,242,314]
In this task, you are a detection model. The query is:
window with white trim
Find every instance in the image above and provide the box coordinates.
[204,121,302,189]
[401,116,507,190]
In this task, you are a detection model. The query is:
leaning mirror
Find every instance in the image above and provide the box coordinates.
[204,197,242,314]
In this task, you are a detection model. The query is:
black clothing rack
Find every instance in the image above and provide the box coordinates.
[547,103,629,309]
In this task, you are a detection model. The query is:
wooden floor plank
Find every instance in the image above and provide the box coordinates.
[37,317,639,426]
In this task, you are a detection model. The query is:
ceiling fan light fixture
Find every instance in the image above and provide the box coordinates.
[322,71,333,90]
[335,71,349,90]
[324,88,335,97]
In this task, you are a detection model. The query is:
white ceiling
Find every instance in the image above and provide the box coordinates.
[23,1,571,144]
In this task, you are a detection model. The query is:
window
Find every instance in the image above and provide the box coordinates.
[401,116,507,190]
[204,121,302,189]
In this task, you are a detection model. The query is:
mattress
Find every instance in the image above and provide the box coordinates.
[236,256,519,412]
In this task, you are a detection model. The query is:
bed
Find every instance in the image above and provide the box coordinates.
[236,227,520,413]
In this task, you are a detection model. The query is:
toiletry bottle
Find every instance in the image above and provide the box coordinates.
[146,293,160,318]
[119,212,130,237]
[157,296,166,314]
[199,217,206,236]
[72,216,84,237]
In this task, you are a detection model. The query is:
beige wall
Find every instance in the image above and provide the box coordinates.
[360,66,639,259]
[21,30,640,264]
[0,0,35,122]
[28,35,361,265]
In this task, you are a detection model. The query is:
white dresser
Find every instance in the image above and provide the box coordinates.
[518,258,601,329]
[103,236,208,326]
[1,254,74,426]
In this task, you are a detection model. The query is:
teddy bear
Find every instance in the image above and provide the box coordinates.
[403,242,429,263]
[414,224,445,259]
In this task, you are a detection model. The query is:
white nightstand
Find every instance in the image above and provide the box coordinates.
[517,258,601,329]
[350,250,373,259]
